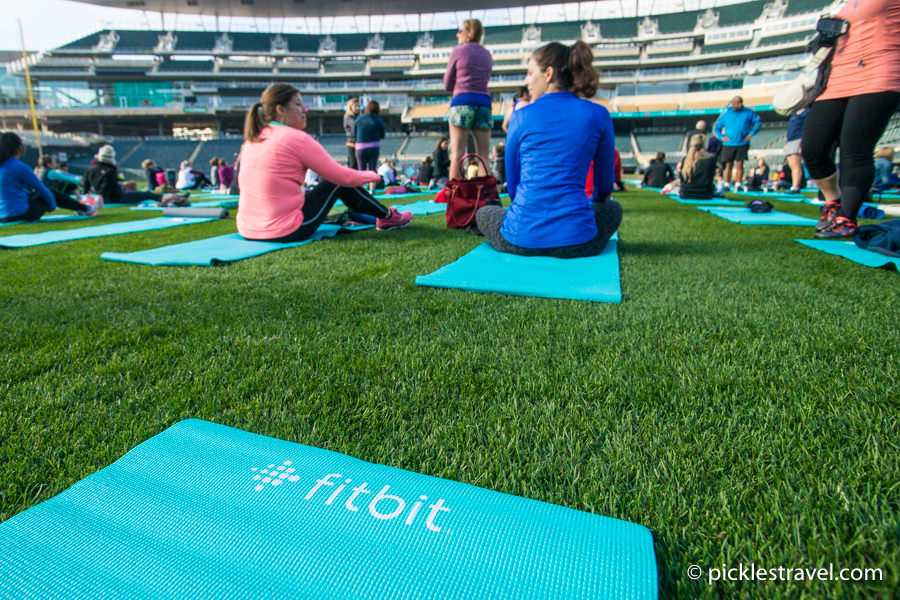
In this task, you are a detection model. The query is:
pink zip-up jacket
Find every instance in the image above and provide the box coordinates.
[819,0,900,100]
[237,124,379,239]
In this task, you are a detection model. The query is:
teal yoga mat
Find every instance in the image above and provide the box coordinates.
[696,206,817,226]
[666,194,744,206]
[415,234,621,303]
[732,191,811,201]
[0,216,218,248]
[131,199,239,211]
[394,200,446,215]
[0,214,89,227]
[101,223,373,266]
[0,419,657,599]
[795,239,900,270]
[374,191,428,199]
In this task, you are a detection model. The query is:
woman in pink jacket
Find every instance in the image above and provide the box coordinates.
[237,83,412,242]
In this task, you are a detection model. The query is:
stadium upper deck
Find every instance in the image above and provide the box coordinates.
[1,0,835,137]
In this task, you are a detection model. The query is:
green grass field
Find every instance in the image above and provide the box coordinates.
[1,189,897,598]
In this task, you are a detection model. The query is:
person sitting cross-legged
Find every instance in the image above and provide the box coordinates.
[475,41,621,258]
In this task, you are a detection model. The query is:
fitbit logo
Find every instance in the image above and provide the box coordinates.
[250,460,301,491]
[305,473,451,533]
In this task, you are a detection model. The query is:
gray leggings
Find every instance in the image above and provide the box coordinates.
[475,200,622,259]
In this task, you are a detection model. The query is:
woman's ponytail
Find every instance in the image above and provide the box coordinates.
[532,41,599,98]
[243,102,266,142]
[567,40,599,98]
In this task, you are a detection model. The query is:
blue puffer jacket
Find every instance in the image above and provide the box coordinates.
[713,107,762,147]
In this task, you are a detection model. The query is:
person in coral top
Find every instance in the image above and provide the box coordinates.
[237,83,412,242]
[801,0,900,239]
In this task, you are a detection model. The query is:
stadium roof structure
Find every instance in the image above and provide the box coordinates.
[68,0,569,18]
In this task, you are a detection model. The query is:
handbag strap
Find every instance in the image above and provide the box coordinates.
[457,153,491,175]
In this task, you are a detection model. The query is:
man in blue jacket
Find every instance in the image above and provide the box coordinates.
[713,96,761,192]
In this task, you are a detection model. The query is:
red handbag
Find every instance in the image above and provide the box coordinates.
[445,154,500,229]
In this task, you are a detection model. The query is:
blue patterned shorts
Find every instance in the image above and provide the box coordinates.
[448,104,493,130]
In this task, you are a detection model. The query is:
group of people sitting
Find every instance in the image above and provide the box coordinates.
[234,37,621,258]
[0,136,196,223]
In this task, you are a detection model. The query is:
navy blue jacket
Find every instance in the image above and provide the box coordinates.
[353,113,386,144]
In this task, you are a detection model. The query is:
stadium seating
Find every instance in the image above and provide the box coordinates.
[401,135,443,158]
[119,139,201,170]
[192,139,243,170]
[784,0,832,17]
[758,31,813,47]
[635,132,686,154]
[716,1,766,26]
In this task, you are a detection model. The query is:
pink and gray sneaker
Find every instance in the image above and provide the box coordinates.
[376,207,413,231]
[79,194,103,217]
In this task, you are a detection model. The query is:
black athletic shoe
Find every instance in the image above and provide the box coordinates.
[815,216,859,239]
[816,201,840,232]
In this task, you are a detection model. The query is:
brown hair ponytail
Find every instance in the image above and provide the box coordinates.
[243,83,301,142]
[532,40,599,98]
[567,40,599,98]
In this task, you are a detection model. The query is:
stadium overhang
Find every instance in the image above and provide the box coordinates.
[66,0,560,18]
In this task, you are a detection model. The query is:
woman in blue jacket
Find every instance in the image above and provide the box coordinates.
[0,132,98,222]
[353,100,386,193]
[475,41,621,258]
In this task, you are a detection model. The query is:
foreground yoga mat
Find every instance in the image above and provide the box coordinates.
[795,239,900,270]
[394,200,447,215]
[0,214,89,227]
[101,223,373,266]
[416,234,621,303]
[0,217,218,248]
[696,206,817,226]
[0,419,657,599]
[667,194,744,206]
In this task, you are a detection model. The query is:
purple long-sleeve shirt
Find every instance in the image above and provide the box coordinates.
[443,43,493,97]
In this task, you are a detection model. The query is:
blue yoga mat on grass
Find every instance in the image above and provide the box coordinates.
[0,216,218,248]
[415,234,621,303]
[795,239,900,270]
[131,199,239,211]
[0,214,89,227]
[101,223,373,266]
[394,200,447,215]
[733,191,811,201]
[0,419,657,599]
[667,194,744,206]
[696,206,817,226]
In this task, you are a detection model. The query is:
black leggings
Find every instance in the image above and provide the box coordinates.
[801,91,900,220]
[0,190,89,223]
[248,180,390,243]
[475,200,622,259]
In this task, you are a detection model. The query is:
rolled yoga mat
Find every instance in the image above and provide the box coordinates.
[0,419,657,599]
[795,239,900,270]
[162,206,229,219]
[695,206,817,226]
[0,217,219,248]
[415,233,621,303]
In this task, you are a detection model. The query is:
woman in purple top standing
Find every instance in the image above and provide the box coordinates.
[444,19,493,180]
